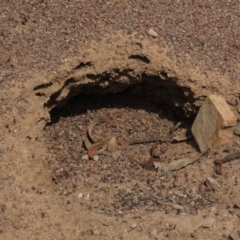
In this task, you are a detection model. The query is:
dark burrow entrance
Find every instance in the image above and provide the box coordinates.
[43,81,214,216]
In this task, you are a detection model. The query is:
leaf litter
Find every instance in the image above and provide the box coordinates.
[84,117,202,173]
[83,117,106,150]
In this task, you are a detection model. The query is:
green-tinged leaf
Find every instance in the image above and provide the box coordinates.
[153,152,204,174]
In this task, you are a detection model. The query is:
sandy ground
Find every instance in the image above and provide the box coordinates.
[1,1,240,239]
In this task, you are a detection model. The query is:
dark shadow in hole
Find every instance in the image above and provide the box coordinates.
[74,61,92,70]
[47,83,195,127]
[46,81,198,150]
[34,82,53,91]
[129,55,150,64]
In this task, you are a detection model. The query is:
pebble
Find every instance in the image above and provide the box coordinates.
[229,229,240,240]
[148,28,158,38]
[93,155,99,161]
[150,229,158,236]
[128,222,138,232]
[201,218,216,228]
[205,176,221,190]
[82,154,89,160]
[233,125,240,135]
[172,204,184,210]
[78,193,83,198]
[210,206,218,215]
[91,225,101,235]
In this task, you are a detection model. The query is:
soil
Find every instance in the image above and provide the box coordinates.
[1,1,240,239]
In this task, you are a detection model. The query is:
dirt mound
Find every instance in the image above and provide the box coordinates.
[1,2,240,238]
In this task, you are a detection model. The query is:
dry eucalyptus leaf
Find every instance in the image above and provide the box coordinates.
[107,136,118,153]
[88,117,105,141]
[153,152,204,174]
[88,141,107,158]
[83,135,92,150]
[83,117,105,150]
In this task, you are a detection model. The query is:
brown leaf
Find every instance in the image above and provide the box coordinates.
[153,152,204,174]
[87,117,105,141]
[88,141,107,158]
[83,117,105,150]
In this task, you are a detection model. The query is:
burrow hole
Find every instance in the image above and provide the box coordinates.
[43,78,205,215]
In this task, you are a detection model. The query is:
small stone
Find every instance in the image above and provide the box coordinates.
[175,215,204,234]
[229,229,240,240]
[233,125,240,136]
[91,225,101,235]
[78,193,83,198]
[102,220,110,226]
[210,206,218,215]
[82,154,89,160]
[173,173,186,187]
[148,28,158,38]
[93,155,99,161]
[191,94,237,152]
[201,218,215,228]
[131,223,138,229]
[128,222,138,232]
[233,203,240,209]
[150,229,158,236]
[172,204,184,210]
[205,177,221,190]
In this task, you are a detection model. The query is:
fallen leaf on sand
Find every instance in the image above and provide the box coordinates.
[88,141,107,158]
[83,117,105,150]
[153,152,204,174]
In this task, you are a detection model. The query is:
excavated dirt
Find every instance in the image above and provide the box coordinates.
[1,1,240,239]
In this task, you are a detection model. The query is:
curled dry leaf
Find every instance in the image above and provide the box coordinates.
[83,117,105,150]
[153,152,204,174]
[84,135,92,150]
[88,141,108,158]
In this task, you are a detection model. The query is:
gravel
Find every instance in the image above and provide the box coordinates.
[1,0,240,83]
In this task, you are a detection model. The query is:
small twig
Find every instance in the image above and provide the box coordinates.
[119,148,156,170]
[214,151,240,175]
[214,151,240,165]
[119,148,143,167]
[128,122,181,145]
